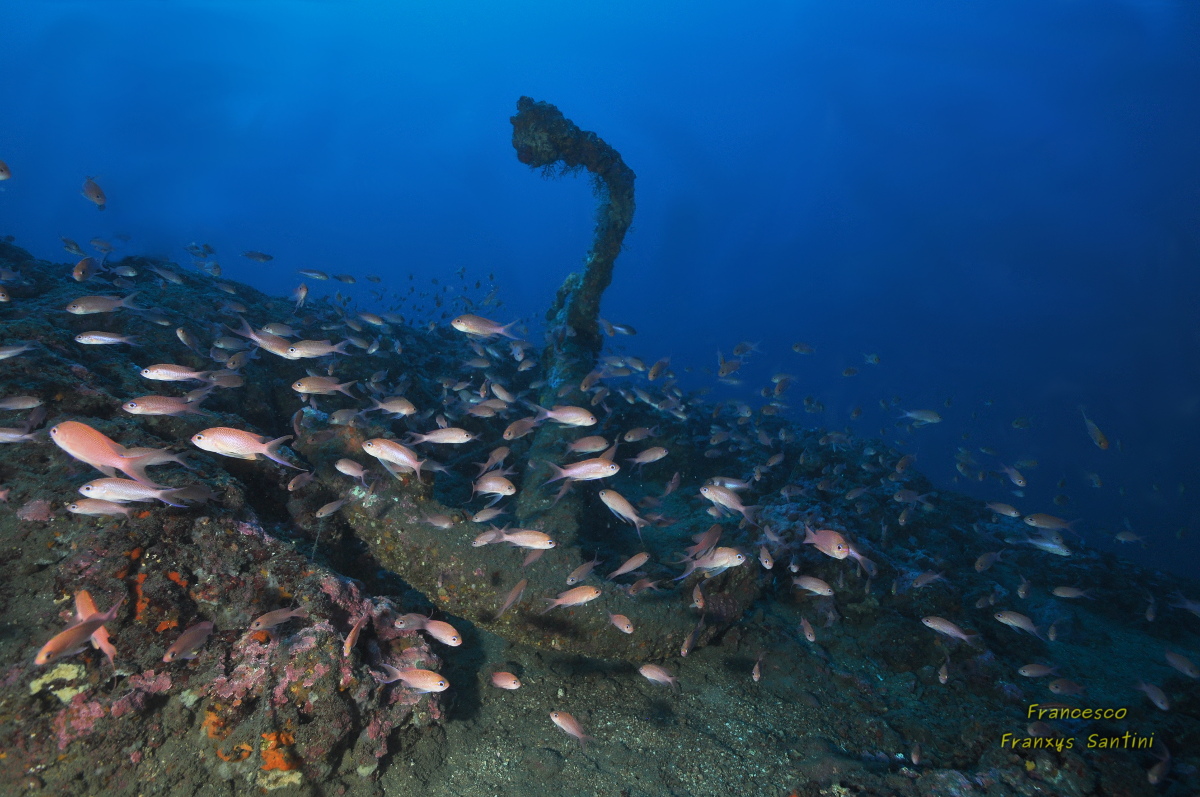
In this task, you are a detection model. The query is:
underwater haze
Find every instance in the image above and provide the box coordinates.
[2,2,1200,796]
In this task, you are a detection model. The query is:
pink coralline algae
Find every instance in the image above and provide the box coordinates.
[363,691,426,757]
[272,658,331,708]
[53,697,107,750]
[130,669,172,694]
[236,520,265,538]
[112,670,173,717]
[365,714,394,754]
[109,691,146,719]
[16,499,55,522]
[318,573,371,616]
[208,636,276,701]
[234,510,276,542]
[289,628,324,655]
[2,666,23,688]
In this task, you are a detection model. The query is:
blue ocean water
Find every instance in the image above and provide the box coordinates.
[3,4,1194,584]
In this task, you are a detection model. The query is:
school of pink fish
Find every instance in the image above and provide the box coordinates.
[0,173,1194,786]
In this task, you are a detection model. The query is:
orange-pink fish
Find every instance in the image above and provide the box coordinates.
[540,586,602,614]
[451,314,518,339]
[490,671,522,689]
[191,427,299,468]
[638,663,678,688]
[163,621,214,663]
[921,616,979,645]
[74,591,117,666]
[549,710,593,751]
[544,458,620,485]
[49,421,165,487]
[250,606,309,631]
[534,405,597,427]
[607,612,634,634]
[342,613,369,657]
[802,527,850,559]
[375,666,449,692]
[36,594,123,665]
[598,489,649,540]
[606,552,649,580]
[82,176,106,209]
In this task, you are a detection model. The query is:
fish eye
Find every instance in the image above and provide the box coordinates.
[438,680,447,688]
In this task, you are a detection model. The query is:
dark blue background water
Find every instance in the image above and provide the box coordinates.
[2,1,1198,577]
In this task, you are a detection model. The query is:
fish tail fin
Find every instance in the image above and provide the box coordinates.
[532,404,550,423]
[120,292,140,310]
[98,596,126,623]
[538,599,559,615]
[634,517,647,544]
[499,321,519,339]
[339,381,358,397]
[541,460,567,485]
[230,317,255,340]
[294,607,310,620]
[262,435,301,469]
[333,341,352,355]
[166,451,195,469]
[119,453,167,489]
[672,563,698,582]
[157,489,190,508]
